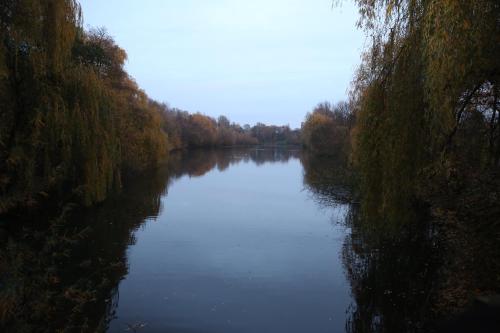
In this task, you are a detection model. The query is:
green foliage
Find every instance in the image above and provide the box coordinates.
[0,1,169,212]
[351,0,500,227]
[354,30,427,226]
[0,0,300,214]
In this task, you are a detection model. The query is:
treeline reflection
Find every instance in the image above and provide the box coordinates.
[167,148,302,179]
[0,148,301,332]
[342,212,439,332]
[1,148,444,332]
[302,152,440,332]
[301,153,354,206]
[0,165,171,332]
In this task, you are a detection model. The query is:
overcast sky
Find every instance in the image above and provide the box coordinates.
[79,0,364,128]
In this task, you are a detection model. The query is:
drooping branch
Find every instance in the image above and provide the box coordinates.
[443,83,482,153]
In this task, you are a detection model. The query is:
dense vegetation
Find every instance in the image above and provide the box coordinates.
[301,101,354,158]
[0,1,167,212]
[2,0,498,328]
[300,0,500,322]
[350,0,500,229]
[349,0,500,319]
[159,107,300,150]
[302,0,500,229]
[0,1,300,214]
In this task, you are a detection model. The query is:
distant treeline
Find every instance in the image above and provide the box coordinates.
[0,0,299,213]
[159,106,300,150]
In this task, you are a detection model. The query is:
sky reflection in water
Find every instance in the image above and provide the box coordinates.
[108,148,352,333]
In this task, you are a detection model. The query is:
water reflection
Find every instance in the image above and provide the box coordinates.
[301,153,355,206]
[0,148,304,332]
[1,148,448,332]
[0,165,171,332]
[342,215,439,332]
[167,148,301,179]
[301,152,441,332]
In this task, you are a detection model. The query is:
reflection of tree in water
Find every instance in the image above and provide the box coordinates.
[0,165,171,332]
[167,147,302,179]
[301,152,354,206]
[301,153,440,332]
[0,148,302,332]
[247,148,301,166]
[342,210,439,333]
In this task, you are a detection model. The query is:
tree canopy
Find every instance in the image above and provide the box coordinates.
[0,1,300,213]
[350,0,500,225]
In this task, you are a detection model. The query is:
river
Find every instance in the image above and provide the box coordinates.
[1,148,442,332]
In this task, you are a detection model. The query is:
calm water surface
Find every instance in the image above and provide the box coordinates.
[4,148,496,332]
[109,149,351,332]
[2,148,442,332]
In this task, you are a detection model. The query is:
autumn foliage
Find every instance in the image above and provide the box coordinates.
[301,102,354,157]
[0,1,299,213]
[348,0,500,226]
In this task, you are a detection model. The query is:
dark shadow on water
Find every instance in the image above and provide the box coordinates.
[301,152,355,206]
[167,147,301,178]
[341,208,440,333]
[301,152,441,332]
[0,147,302,332]
[3,148,492,332]
[303,152,499,332]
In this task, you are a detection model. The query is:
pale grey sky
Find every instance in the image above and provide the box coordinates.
[79,0,364,128]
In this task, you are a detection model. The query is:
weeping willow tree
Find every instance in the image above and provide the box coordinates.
[347,0,500,321]
[351,0,500,227]
[0,1,169,212]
